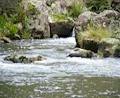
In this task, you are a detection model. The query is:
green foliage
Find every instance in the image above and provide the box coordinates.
[0,15,19,39]
[68,1,85,18]
[85,0,112,13]
[4,22,19,38]
[52,1,85,21]
[52,13,73,22]
[0,2,37,40]
[79,23,112,42]
[21,32,31,39]
[27,3,37,15]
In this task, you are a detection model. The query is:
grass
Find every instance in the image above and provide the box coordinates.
[52,13,73,22]
[68,0,85,18]
[51,0,85,22]
[79,23,112,42]
[21,31,31,39]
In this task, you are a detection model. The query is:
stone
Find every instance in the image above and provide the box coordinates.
[82,39,99,53]
[4,55,46,63]
[1,37,12,43]
[99,10,120,18]
[49,22,74,38]
[75,11,98,32]
[75,10,120,50]
[68,48,95,58]
[29,14,50,39]
[98,38,120,57]
[113,45,120,57]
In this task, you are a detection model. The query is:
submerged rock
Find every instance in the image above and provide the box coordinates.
[4,55,46,63]
[1,37,12,43]
[68,48,96,58]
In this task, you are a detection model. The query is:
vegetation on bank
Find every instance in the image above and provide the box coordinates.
[0,1,38,40]
[51,0,85,22]
[0,0,120,41]
[85,0,112,13]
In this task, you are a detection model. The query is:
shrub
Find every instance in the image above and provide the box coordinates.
[0,15,19,39]
[85,0,112,13]
[0,1,37,39]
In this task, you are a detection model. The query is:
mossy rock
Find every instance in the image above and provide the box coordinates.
[4,55,46,63]
[68,48,95,58]
[113,45,120,57]
[98,38,120,57]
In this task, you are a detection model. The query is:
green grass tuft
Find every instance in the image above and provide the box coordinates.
[68,1,85,18]
[79,23,112,42]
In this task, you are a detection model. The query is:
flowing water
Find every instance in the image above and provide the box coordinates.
[0,37,120,98]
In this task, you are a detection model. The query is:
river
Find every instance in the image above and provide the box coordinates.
[0,37,120,98]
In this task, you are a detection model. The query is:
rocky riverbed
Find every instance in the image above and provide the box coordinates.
[0,37,120,98]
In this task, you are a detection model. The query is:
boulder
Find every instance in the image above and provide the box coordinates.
[74,11,98,47]
[28,13,50,39]
[68,48,95,58]
[75,10,119,34]
[27,0,80,39]
[49,22,74,38]
[75,10,120,50]
[93,10,120,27]
[98,10,120,18]
[75,11,97,33]
[98,38,120,57]
[81,39,99,53]
[4,55,46,63]
[113,45,120,57]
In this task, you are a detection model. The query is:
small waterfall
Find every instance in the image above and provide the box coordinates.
[72,27,75,37]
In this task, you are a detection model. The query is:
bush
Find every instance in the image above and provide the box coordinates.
[0,1,37,39]
[0,15,19,39]
[85,0,112,13]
